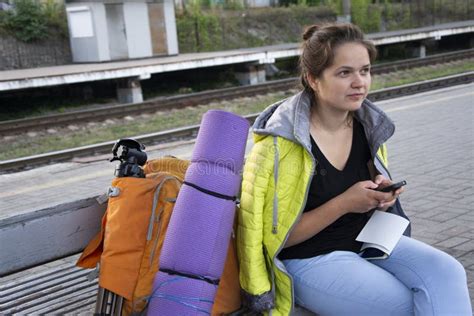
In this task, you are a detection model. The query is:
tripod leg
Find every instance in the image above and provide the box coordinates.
[95,287,106,314]
[115,295,124,316]
[94,285,125,315]
[110,292,125,316]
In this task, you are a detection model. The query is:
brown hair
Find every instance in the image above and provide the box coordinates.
[300,23,377,94]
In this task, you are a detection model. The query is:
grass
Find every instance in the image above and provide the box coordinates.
[1,59,473,161]
[371,60,474,90]
[1,93,289,161]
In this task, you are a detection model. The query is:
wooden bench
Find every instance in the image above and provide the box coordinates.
[0,196,315,315]
[0,254,97,314]
[0,197,105,314]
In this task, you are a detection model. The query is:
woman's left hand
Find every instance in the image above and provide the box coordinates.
[373,175,404,211]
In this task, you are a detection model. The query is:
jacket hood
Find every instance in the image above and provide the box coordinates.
[252,90,396,156]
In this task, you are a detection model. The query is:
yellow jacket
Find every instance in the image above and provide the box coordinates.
[237,91,410,315]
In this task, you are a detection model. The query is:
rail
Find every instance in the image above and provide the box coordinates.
[1,48,473,136]
[1,72,473,173]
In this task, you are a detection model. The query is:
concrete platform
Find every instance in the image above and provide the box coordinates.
[1,20,473,92]
[0,83,473,313]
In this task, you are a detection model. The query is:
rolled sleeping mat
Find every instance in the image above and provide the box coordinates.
[147,110,249,315]
[159,162,241,276]
[191,110,249,173]
[147,271,217,315]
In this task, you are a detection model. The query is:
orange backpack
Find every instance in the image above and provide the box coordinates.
[76,156,241,315]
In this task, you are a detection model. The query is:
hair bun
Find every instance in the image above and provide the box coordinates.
[302,24,320,41]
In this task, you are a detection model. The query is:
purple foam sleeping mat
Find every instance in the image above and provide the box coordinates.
[148,110,250,315]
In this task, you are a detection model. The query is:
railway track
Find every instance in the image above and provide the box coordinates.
[1,72,473,173]
[1,48,473,136]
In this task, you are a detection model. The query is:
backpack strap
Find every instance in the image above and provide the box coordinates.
[183,181,239,204]
[159,268,220,286]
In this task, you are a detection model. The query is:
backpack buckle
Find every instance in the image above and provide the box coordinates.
[107,186,120,197]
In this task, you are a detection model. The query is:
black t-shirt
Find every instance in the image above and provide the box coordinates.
[279,119,372,260]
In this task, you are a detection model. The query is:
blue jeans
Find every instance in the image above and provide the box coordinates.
[282,236,472,315]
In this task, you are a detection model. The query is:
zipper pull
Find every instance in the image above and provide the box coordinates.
[272,225,278,234]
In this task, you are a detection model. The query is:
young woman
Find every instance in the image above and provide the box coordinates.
[237,23,471,315]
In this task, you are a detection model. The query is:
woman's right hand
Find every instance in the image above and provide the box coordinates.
[338,180,394,214]
[285,180,393,247]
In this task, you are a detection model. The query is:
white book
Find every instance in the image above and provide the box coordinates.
[356,211,409,260]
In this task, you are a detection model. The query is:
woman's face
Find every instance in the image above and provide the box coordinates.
[311,42,372,112]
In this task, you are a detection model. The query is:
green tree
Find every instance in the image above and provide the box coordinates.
[4,0,48,42]
[0,0,67,42]
[42,0,68,35]
[351,0,382,33]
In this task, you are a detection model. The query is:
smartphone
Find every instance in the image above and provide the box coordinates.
[360,248,388,260]
[376,180,407,193]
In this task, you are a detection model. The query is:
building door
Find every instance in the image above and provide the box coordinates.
[105,3,128,60]
[148,2,168,55]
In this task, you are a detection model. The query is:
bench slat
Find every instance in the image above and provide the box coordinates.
[22,286,97,314]
[0,253,99,315]
[61,297,97,315]
[0,268,90,306]
[1,278,98,314]
[0,267,86,302]
[0,266,75,293]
